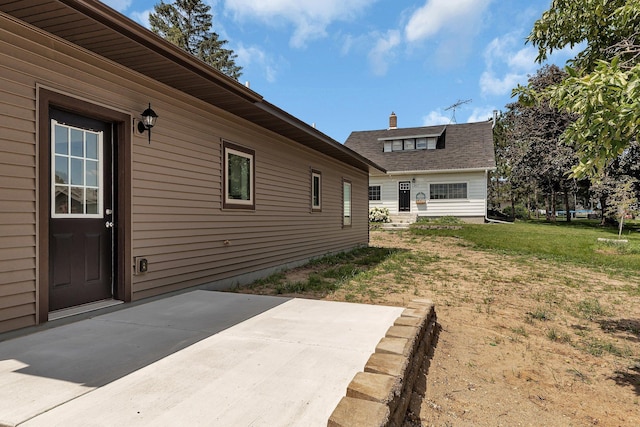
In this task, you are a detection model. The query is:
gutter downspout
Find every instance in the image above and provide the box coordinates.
[484,169,513,224]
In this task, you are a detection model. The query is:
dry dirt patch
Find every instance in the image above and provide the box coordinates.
[241,230,640,426]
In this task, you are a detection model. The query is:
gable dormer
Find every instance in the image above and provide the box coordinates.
[379,128,445,153]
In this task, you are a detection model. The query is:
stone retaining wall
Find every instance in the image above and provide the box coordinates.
[328,299,438,427]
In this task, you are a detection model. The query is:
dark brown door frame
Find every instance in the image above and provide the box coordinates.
[38,88,132,323]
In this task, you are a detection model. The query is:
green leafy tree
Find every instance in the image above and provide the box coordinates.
[518,0,640,178]
[150,0,242,80]
[502,65,579,221]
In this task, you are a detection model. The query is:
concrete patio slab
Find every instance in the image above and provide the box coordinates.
[0,291,403,426]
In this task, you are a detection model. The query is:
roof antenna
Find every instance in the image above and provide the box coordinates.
[444,99,472,124]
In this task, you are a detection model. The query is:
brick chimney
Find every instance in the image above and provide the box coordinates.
[388,112,397,129]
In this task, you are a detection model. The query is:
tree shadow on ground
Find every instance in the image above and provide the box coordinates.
[610,364,640,396]
[598,318,640,343]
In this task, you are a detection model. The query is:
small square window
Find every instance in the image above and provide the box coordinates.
[369,185,381,201]
[416,138,427,149]
[404,139,415,150]
[392,140,403,151]
[312,169,322,211]
[223,141,255,209]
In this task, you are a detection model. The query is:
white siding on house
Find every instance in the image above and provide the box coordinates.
[369,171,488,218]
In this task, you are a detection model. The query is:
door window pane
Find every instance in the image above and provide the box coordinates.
[51,120,103,218]
[70,158,84,185]
[71,129,84,157]
[86,133,98,159]
[55,186,69,214]
[86,189,98,214]
[70,187,84,213]
[86,160,98,187]
[55,156,68,184]
[55,125,68,155]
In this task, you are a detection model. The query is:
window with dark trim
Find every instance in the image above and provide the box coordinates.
[343,179,352,227]
[368,185,381,201]
[429,183,467,200]
[311,169,322,211]
[223,141,255,209]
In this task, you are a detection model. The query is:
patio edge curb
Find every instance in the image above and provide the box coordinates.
[327,299,438,427]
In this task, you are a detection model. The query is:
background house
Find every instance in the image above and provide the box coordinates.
[345,113,496,223]
[0,0,382,334]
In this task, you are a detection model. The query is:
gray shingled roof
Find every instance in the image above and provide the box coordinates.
[344,121,496,173]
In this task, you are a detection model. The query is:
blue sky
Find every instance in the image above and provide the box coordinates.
[101,0,576,143]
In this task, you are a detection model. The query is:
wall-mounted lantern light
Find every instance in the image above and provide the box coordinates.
[137,103,158,144]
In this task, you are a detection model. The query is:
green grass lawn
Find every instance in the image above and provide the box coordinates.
[410,219,640,273]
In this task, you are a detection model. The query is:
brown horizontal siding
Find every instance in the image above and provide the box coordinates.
[0,24,38,332]
[0,12,370,332]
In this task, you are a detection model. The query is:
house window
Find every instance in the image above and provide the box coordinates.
[403,139,415,150]
[430,183,467,200]
[369,185,381,201]
[416,138,427,149]
[427,137,437,150]
[223,141,254,209]
[343,179,352,227]
[383,141,392,152]
[392,140,403,151]
[311,169,322,211]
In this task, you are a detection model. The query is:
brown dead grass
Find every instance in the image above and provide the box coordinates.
[242,230,640,426]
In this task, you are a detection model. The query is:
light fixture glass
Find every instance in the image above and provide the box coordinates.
[137,103,158,143]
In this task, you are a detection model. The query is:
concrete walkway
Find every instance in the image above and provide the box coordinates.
[0,291,403,426]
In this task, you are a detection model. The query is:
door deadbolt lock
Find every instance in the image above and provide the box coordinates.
[105,221,114,228]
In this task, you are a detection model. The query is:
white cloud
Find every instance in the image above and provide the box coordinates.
[223,0,376,48]
[100,0,132,13]
[130,9,152,28]
[368,30,401,76]
[480,33,538,96]
[467,106,497,123]
[235,44,280,83]
[404,0,493,43]
[480,70,525,96]
[422,110,451,126]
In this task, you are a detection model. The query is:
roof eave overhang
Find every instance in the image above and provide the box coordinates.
[2,0,379,173]
[386,167,496,175]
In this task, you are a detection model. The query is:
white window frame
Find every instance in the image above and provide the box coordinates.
[51,119,104,219]
[343,179,352,227]
[383,141,392,152]
[223,141,255,209]
[311,169,322,212]
[369,185,381,201]
[429,182,468,200]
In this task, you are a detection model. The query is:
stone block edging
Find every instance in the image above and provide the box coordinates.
[328,299,438,427]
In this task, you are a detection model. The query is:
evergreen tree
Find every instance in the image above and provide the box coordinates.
[150,0,242,80]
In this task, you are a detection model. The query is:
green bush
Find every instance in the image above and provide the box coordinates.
[503,204,529,219]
